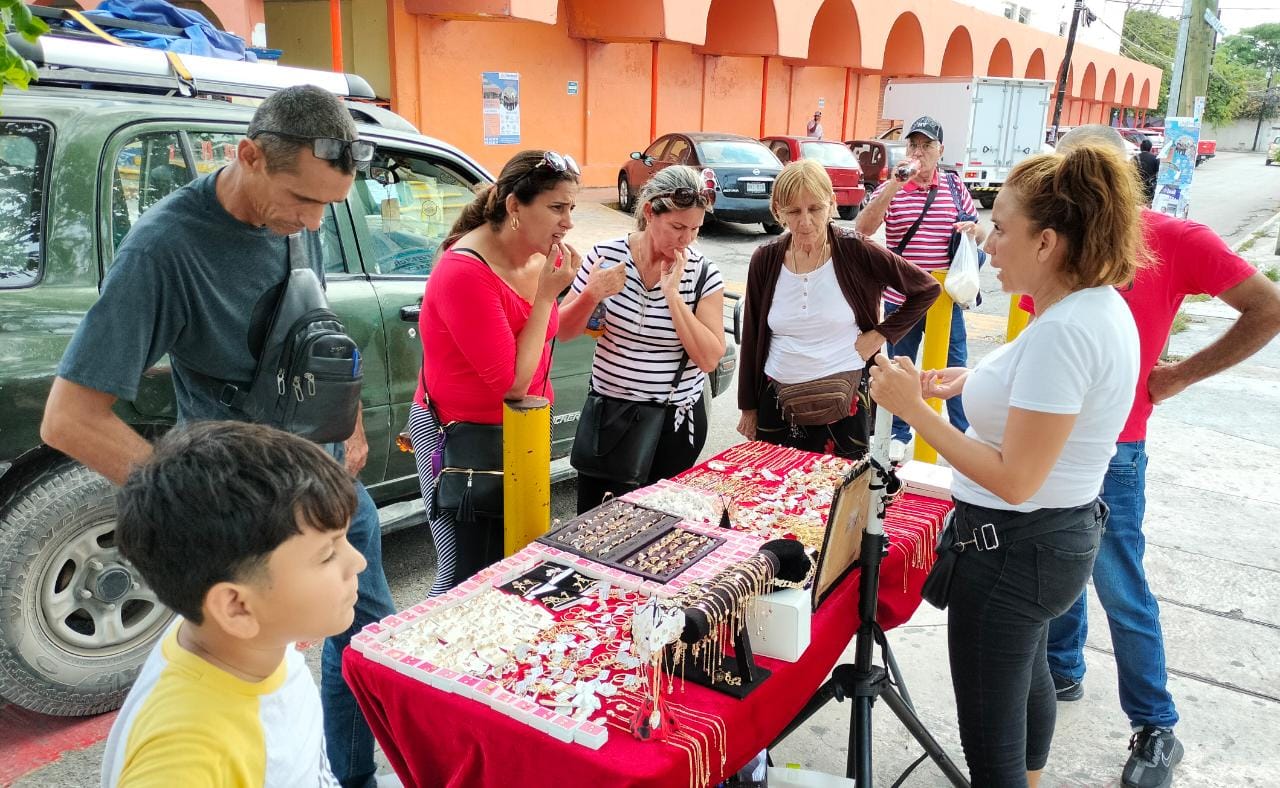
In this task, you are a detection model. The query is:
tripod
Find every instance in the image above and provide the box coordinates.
[771,406,969,787]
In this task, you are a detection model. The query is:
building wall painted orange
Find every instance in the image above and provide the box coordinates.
[702,56,767,139]
[587,42,655,184]
[654,43,704,140]
[785,66,849,139]
[763,58,791,136]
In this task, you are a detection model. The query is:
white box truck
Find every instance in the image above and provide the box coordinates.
[881,76,1052,208]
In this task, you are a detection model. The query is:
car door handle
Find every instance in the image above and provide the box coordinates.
[399,304,421,323]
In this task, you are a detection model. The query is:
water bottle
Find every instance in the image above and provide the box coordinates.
[584,260,617,338]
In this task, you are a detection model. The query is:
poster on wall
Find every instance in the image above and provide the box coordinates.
[482,72,521,146]
[1151,117,1200,219]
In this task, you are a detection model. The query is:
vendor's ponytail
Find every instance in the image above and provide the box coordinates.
[443,150,579,250]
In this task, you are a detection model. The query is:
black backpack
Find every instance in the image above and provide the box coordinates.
[220,234,363,444]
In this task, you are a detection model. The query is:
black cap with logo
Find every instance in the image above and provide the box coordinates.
[907,116,944,143]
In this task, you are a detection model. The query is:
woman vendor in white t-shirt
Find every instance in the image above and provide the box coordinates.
[869,145,1144,787]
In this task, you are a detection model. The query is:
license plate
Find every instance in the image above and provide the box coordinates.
[745,181,766,194]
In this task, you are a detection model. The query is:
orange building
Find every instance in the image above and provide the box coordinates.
[39,0,1162,187]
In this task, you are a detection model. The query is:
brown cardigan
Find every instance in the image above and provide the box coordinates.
[737,223,942,411]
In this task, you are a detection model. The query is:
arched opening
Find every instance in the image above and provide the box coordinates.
[881,13,925,76]
[1080,62,1097,101]
[1101,68,1117,103]
[703,0,779,56]
[1138,78,1151,108]
[987,38,1013,77]
[807,0,861,67]
[1121,73,1135,106]
[939,26,973,77]
[1025,48,1046,79]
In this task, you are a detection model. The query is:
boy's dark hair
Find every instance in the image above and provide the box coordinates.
[117,422,357,624]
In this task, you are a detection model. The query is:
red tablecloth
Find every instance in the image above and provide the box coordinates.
[344,492,946,788]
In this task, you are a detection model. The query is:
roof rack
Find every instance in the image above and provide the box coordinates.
[11,6,376,101]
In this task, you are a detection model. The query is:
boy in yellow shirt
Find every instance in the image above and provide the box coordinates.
[101,422,366,787]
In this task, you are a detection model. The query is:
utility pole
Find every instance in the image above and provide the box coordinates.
[1168,0,1219,117]
[1051,0,1085,142]
[1254,68,1275,152]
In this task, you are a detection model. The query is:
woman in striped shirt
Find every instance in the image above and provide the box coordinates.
[559,166,726,513]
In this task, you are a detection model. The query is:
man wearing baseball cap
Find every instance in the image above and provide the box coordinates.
[806,110,824,139]
[856,116,984,461]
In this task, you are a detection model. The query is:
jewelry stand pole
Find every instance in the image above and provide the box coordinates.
[770,402,969,787]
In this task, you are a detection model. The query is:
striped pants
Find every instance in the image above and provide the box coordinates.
[407,403,503,596]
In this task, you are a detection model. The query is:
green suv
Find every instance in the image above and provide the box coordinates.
[0,87,734,717]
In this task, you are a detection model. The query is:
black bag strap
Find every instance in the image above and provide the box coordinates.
[943,172,978,223]
[452,246,490,266]
[663,257,712,403]
[892,185,938,256]
[219,233,312,412]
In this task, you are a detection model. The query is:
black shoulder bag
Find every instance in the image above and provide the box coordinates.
[570,260,711,487]
[429,247,555,522]
[221,234,362,444]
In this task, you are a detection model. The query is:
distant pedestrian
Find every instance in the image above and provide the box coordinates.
[855,115,986,462]
[806,110,824,139]
[1134,138,1159,205]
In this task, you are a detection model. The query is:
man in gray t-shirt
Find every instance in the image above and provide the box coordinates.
[42,86,394,788]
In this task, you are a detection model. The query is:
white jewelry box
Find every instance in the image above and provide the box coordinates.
[746,588,812,663]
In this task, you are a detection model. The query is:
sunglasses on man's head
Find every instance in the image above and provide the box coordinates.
[250,130,375,170]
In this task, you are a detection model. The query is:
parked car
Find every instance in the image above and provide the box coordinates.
[846,139,909,208]
[1267,133,1280,165]
[619,132,784,233]
[761,136,865,219]
[0,41,737,718]
[1118,127,1161,156]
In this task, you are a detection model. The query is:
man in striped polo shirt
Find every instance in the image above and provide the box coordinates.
[856,116,985,460]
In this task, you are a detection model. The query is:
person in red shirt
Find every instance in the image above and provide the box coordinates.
[1023,125,1280,788]
[408,150,581,594]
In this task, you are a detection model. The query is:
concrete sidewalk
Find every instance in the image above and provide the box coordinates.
[768,212,1280,786]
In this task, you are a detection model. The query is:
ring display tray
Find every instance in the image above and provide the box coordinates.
[538,499,724,583]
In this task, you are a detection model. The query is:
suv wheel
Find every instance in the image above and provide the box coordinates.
[0,461,173,716]
[618,175,634,213]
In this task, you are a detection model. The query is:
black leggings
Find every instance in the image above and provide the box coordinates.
[575,398,709,514]
[947,499,1105,786]
[755,378,870,461]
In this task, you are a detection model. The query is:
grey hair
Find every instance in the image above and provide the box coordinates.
[247,85,359,174]
[1056,124,1127,156]
[636,165,713,230]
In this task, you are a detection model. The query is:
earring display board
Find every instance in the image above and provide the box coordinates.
[811,461,874,611]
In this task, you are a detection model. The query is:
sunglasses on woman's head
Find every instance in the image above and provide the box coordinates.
[250,130,375,170]
[532,150,581,177]
[654,186,716,209]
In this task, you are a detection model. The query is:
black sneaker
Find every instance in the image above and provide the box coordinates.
[1123,726,1184,788]
[1052,673,1083,701]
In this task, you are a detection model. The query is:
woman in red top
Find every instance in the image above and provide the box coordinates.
[408,150,581,594]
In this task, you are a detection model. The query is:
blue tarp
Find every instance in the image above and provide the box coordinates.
[77,0,256,62]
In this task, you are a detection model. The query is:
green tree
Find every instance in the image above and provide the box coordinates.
[2,0,48,98]
[1220,23,1280,72]
[1121,10,1177,114]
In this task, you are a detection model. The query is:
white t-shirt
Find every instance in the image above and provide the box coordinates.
[952,286,1139,511]
[764,260,861,384]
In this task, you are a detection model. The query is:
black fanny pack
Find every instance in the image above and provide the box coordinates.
[920,498,1108,610]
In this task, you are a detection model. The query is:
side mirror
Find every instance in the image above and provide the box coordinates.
[629,151,644,161]
[631,151,655,167]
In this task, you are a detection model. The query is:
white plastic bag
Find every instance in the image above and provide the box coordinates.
[946,233,981,309]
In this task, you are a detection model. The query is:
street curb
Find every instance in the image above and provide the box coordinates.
[1230,208,1280,253]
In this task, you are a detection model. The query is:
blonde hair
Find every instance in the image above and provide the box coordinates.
[770,159,835,220]
[1004,144,1147,290]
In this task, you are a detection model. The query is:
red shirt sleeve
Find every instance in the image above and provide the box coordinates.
[1169,220,1256,298]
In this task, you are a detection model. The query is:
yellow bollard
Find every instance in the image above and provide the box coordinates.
[913,271,952,465]
[502,396,551,556]
[1006,294,1030,343]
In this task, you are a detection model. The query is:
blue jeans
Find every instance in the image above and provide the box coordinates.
[322,480,396,788]
[1046,441,1179,729]
[884,301,969,442]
